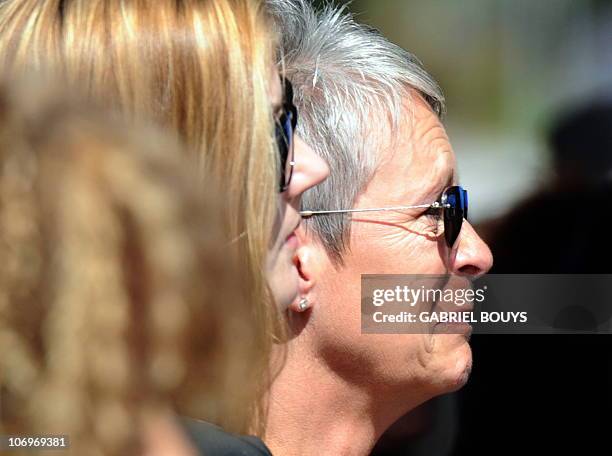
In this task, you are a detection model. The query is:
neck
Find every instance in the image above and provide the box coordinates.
[263,343,422,456]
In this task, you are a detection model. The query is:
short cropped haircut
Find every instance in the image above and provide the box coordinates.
[266,0,445,264]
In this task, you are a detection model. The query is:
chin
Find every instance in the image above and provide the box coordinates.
[419,334,473,397]
[442,341,473,393]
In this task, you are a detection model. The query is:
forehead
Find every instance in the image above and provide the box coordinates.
[360,90,456,206]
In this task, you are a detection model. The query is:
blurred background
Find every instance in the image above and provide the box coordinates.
[311,0,612,454]
[316,0,612,221]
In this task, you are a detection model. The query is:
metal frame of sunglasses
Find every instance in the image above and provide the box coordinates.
[300,185,468,248]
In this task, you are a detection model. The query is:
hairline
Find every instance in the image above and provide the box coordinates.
[266,0,446,266]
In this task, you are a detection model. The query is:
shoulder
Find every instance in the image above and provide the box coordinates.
[181,418,273,456]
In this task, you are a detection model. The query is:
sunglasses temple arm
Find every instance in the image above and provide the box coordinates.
[300,204,436,218]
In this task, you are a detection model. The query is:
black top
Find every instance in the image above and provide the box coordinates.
[181,418,273,456]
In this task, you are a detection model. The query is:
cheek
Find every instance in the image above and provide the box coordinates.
[347,223,446,274]
[266,250,300,310]
[264,247,280,280]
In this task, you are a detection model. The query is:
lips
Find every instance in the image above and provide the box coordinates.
[455,304,474,313]
[284,217,301,250]
[285,230,296,243]
[285,218,301,241]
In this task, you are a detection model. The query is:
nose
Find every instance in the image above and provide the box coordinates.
[448,221,493,278]
[284,135,329,199]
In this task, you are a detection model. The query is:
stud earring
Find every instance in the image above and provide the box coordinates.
[298,297,310,311]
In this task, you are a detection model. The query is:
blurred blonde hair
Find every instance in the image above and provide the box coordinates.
[0,0,281,432]
[0,77,258,455]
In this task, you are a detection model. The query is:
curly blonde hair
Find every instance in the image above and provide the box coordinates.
[0,79,258,455]
[0,0,283,432]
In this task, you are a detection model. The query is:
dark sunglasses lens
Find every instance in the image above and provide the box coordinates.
[282,112,294,189]
[283,112,294,146]
[276,123,288,191]
[276,111,295,191]
[276,78,298,192]
[443,186,467,248]
[460,187,468,220]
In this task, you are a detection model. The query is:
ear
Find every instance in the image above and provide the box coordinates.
[289,227,323,313]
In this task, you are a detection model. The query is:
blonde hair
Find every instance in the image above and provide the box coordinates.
[0,78,258,455]
[0,0,281,432]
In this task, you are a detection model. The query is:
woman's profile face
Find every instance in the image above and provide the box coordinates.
[265,68,329,309]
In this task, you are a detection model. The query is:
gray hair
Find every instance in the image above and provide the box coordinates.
[266,0,446,264]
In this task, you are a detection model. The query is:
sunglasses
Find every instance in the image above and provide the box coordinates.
[300,185,469,248]
[275,78,298,192]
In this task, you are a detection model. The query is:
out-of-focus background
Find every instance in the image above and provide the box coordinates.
[316,0,612,222]
[311,1,612,454]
